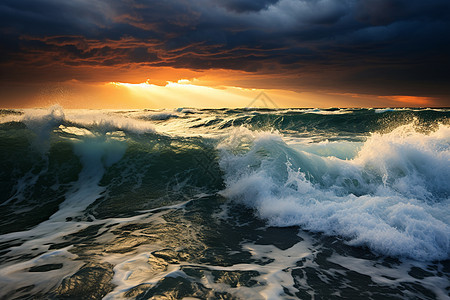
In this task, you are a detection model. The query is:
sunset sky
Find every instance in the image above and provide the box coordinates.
[1,0,449,108]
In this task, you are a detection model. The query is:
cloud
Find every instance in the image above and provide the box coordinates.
[355,0,450,26]
[216,0,280,13]
[378,95,435,106]
[0,0,114,36]
[0,0,449,99]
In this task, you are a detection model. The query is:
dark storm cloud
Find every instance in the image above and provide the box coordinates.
[0,0,113,36]
[0,0,449,96]
[216,0,280,13]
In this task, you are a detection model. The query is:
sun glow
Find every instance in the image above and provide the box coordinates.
[107,80,268,108]
[2,75,438,109]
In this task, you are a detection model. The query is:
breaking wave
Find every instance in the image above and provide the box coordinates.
[219,124,450,261]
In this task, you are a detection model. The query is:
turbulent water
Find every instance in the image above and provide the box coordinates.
[0,106,449,299]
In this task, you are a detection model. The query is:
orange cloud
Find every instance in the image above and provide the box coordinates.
[378,95,435,106]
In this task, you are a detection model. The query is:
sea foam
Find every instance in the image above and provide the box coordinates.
[15,106,156,135]
[218,124,450,261]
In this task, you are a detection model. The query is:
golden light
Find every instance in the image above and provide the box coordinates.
[107,80,270,108]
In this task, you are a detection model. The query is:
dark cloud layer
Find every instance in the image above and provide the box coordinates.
[1,0,449,98]
[217,0,280,12]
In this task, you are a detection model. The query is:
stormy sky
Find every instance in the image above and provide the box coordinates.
[1,0,449,107]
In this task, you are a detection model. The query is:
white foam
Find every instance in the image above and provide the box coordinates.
[104,251,182,300]
[374,108,450,113]
[301,108,354,115]
[290,140,363,160]
[0,105,132,297]
[50,134,127,221]
[106,240,313,300]
[4,106,156,134]
[375,108,397,113]
[0,247,83,297]
[218,125,450,261]
[143,111,180,120]
[176,108,199,114]
[329,254,450,299]
[0,131,128,253]
[183,241,312,300]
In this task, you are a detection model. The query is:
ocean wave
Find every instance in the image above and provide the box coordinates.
[374,108,450,113]
[218,124,450,261]
[1,106,448,261]
[140,111,180,121]
[1,107,448,299]
[1,106,156,134]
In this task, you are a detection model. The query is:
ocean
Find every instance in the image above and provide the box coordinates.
[0,106,448,299]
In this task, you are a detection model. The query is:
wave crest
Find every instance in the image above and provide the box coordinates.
[219,124,450,261]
